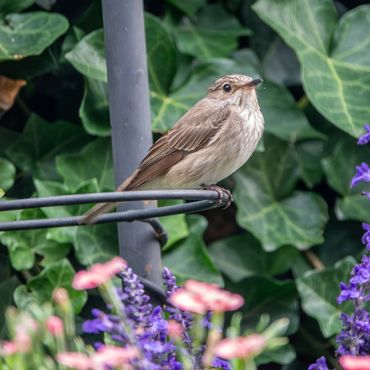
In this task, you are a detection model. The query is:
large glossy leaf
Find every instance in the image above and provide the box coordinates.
[6,114,88,180]
[171,4,250,61]
[146,13,177,95]
[0,277,19,336]
[159,200,189,249]
[258,81,324,141]
[234,135,328,250]
[209,234,299,282]
[294,140,325,188]
[0,0,34,14]
[322,136,370,223]
[0,208,70,270]
[0,12,69,61]
[56,138,114,192]
[79,77,110,136]
[27,259,87,313]
[162,215,223,285]
[229,276,299,335]
[0,158,16,191]
[0,127,19,154]
[65,29,106,81]
[253,1,370,137]
[34,179,99,245]
[296,257,355,337]
[166,0,206,17]
[74,224,118,265]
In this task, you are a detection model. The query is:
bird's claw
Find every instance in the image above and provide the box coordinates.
[200,184,233,209]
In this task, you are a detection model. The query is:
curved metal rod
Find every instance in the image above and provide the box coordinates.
[0,190,219,212]
[0,199,219,232]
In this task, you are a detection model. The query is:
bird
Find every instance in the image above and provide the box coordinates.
[82,74,264,223]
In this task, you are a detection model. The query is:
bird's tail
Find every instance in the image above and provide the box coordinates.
[80,173,136,224]
[81,202,117,224]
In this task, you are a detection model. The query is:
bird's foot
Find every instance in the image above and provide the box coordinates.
[200,184,233,209]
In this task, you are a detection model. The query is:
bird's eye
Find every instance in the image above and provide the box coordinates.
[223,83,232,92]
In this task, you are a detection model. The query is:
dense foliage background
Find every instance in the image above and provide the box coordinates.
[0,0,369,368]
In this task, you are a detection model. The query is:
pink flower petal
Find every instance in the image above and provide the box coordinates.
[185,280,220,295]
[1,341,18,355]
[72,269,108,290]
[104,256,127,276]
[53,288,69,305]
[92,345,139,367]
[72,257,127,290]
[204,290,244,312]
[167,320,183,339]
[169,289,207,314]
[46,315,64,336]
[214,334,266,359]
[340,355,370,370]
[56,352,93,370]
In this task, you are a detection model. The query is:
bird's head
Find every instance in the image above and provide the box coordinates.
[207,74,262,108]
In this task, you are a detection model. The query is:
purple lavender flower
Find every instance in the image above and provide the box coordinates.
[337,255,370,356]
[351,162,370,188]
[358,124,370,145]
[308,356,329,370]
[362,191,370,201]
[362,223,370,251]
[118,267,153,328]
[162,267,192,346]
[212,357,232,369]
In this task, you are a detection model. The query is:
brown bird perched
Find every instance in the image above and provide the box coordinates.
[83,74,264,223]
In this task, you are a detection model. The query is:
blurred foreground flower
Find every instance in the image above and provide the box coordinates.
[0,258,289,369]
[340,355,370,370]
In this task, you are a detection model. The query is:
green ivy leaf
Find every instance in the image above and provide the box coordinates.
[146,13,177,95]
[0,12,69,61]
[159,200,189,249]
[0,127,19,155]
[318,219,363,266]
[34,179,99,245]
[79,77,110,136]
[258,81,324,141]
[0,0,34,14]
[166,0,206,17]
[170,4,251,61]
[74,224,118,266]
[209,234,299,282]
[0,277,19,336]
[294,140,325,188]
[229,277,299,335]
[296,257,355,337]
[56,138,114,192]
[0,158,16,191]
[28,259,87,313]
[6,114,88,180]
[34,178,116,267]
[322,136,370,223]
[65,29,106,81]
[162,215,223,285]
[0,208,70,270]
[234,135,328,250]
[253,1,370,137]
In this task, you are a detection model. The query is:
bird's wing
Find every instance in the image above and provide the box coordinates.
[125,102,231,190]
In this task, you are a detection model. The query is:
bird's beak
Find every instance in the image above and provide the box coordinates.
[247,78,263,87]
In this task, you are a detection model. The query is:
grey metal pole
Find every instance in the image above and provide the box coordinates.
[101,0,162,288]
